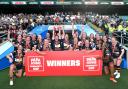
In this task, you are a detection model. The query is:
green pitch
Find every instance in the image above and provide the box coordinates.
[0,69,128,89]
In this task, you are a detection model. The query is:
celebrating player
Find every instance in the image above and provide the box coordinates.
[102,36,117,83]
[111,37,125,79]
[7,45,24,86]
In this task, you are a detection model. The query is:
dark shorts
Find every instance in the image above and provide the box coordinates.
[13,62,23,70]
[16,64,23,70]
[103,56,113,66]
[111,56,119,60]
[112,54,119,59]
[103,60,113,66]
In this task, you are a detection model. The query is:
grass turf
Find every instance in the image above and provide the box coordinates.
[0,68,128,89]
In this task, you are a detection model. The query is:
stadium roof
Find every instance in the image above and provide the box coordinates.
[0,0,128,5]
[0,0,128,15]
[0,0,127,1]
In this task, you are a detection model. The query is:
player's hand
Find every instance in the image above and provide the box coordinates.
[118,56,122,60]
[9,58,13,63]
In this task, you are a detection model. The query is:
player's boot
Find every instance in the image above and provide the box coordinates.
[110,77,117,83]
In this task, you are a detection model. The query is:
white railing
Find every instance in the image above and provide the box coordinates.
[112,31,128,46]
[113,31,128,69]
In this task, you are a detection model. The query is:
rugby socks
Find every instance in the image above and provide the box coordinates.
[9,77,14,86]
[13,71,17,78]
[10,77,13,80]
[114,65,121,73]
[114,66,121,79]
[116,66,121,73]
[109,65,115,77]
[114,65,117,69]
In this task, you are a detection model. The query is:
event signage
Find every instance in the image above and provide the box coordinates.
[25,50,102,76]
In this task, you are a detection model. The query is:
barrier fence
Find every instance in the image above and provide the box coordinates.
[113,31,128,69]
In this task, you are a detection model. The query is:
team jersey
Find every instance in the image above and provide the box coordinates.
[61,39,71,50]
[13,50,24,65]
[51,39,63,51]
[13,39,25,47]
[43,45,51,51]
[102,42,112,58]
[31,40,38,46]
[95,40,103,50]
[37,41,43,51]
[111,43,123,58]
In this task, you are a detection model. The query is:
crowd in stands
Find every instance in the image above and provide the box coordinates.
[0,12,128,38]
[88,14,128,34]
[0,12,127,51]
[0,12,87,42]
[0,12,85,31]
[0,12,125,85]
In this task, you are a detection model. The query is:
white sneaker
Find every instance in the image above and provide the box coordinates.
[9,80,13,86]
[115,73,120,79]
[114,71,118,75]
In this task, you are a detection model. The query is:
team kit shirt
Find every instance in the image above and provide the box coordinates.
[111,43,124,59]
[51,39,63,51]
